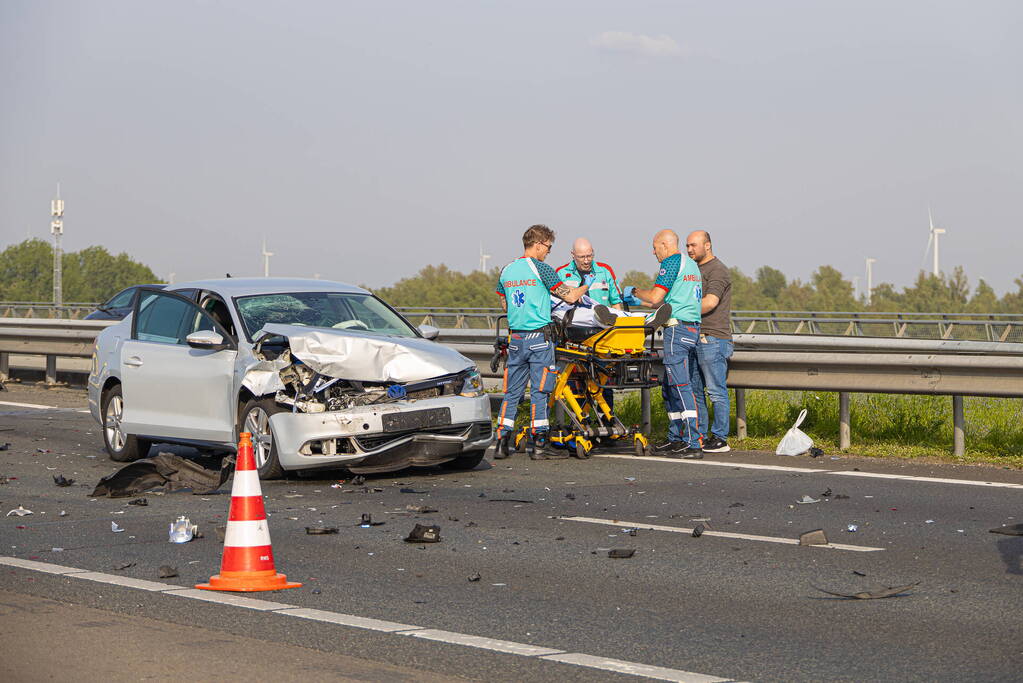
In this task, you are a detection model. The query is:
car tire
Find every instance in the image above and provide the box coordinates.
[102,384,152,462]
[239,397,286,479]
[441,449,487,471]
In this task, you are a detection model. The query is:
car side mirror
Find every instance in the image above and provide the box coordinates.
[418,324,440,341]
[186,330,229,351]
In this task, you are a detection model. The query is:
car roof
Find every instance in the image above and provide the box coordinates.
[168,278,370,298]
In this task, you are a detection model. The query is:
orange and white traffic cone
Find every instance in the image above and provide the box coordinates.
[196,432,301,592]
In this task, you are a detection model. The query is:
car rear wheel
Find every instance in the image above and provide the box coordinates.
[239,397,286,479]
[441,449,487,470]
[102,384,152,462]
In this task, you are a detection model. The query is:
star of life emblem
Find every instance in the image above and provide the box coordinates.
[512,290,526,307]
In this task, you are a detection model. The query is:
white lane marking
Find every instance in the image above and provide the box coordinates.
[0,557,89,574]
[596,453,1023,489]
[74,571,183,592]
[1,556,739,682]
[828,470,1023,489]
[277,608,420,633]
[597,453,826,473]
[168,588,292,611]
[399,629,565,656]
[540,653,731,683]
[562,516,884,552]
[0,400,67,410]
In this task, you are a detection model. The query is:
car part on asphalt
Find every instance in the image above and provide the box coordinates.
[111,521,125,533]
[90,453,235,498]
[607,548,636,558]
[692,524,706,538]
[52,474,74,487]
[813,582,921,600]
[799,529,828,546]
[404,523,441,543]
[114,562,136,570]
[468,572,482,582]
[169,516,198,543]
[796,495,820,504]
[989,524,1023,536]
[6,505,33,516]
[127,497,148,506]
[306,526,339,535]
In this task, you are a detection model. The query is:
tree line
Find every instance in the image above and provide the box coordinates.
[375,263,1023,314]
[0,239,161,303]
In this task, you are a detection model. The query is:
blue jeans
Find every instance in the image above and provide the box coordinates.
[496,332,557,437]
[660,324,701,448]
[692,335,734,440]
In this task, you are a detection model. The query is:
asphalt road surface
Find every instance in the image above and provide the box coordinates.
[1,384,1021,682]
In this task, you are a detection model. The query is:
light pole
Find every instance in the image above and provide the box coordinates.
[51,186,64,316]
[261,238,273,277]
[865,257,876,306]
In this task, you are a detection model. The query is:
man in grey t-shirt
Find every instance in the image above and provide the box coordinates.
[686,230,733,453]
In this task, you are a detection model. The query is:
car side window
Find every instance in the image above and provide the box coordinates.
[106,288,136,309]
[134,290,221,345]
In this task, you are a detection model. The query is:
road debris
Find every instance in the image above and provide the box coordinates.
[53,474,74,487]
[796,495,820,505]
[6,505,32,516]
[168,516,197,543]
[0,443,9,451]
[359,513,384,527]
[799,529,828,546]
[728,502,744,508]
[91,453,235,498]
[306,526,339,535]
[489,499,533,504]
[349,475,366,486]
[127,498,148,506]
[404,523,441,543]
[158,565,179,578]
[111,521,125,533]
[809,447,824,458]
[406,505,437,514]
[813,582,920,600]
[400,488,426,494]
[113,562,136,570]
[989,524,1023,536]
[468,572,482,582]
[608,548,636,558]
[776,409,813,455]
[692,523,706,538]
[820,488,832,497]
[846,524,859,532]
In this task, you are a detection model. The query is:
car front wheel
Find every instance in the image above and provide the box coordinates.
[102,384,152,462]
[239,397,286,479]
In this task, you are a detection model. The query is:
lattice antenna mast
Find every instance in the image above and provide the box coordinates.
[51,184,64,315]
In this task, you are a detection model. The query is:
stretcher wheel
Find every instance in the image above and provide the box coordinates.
[634,440,647,457]
[575,440,591,459]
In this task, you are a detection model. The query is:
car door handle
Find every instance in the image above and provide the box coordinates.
[124,356,144,367]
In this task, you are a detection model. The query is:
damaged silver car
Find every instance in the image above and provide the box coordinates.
[88,279,492,478]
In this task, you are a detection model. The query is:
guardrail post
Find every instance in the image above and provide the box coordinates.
[45,355,57,386]
[952,395,965,456]
[640,387,651,435]
[735,388,747,440]
[839,392,851,450]
[0,352,8,382]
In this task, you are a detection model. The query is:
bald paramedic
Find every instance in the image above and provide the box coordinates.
[556,238,623,310]
[495,225,588,460]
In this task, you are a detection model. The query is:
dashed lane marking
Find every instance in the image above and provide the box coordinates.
[596,453,1023,490]
[0,556,741,682]
[561,516,885,552]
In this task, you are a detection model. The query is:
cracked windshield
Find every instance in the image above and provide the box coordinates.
[236,292,417,338]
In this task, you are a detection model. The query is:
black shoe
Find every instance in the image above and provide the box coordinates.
[494,434,512,459]
[645,303,673,329]
[665,447,704,460]
[702,435,731,453]
[593,304,617,327]
[652,440,686,455]
[529,433,546,460]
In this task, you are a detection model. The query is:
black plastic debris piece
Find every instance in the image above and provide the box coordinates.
[358,513,384,527]
[809,447,824,458]
[0,443,10,451]
[853,570,867,577]
[404,523,441,543]
[400,488,426,494]
[820,488,833,498]
[692,523,706,538]
[813,582,920,600]
[728,502,744,508]
[158,565,178,578]
[834,494,850,500]
[127,497,148,506]
[467,572,482,582]
[565,493,576,500]
[306,526,339,535]
[90,453,235,498]
[489,499,534,504]
[349,475,366,486]
[464,521,477,528]
[555,536,565,541]
[608,548,636,559]
[478,492,486,498]
[114,562,136,570]
[53,475,74,487]
[799,529,829,546]
[989,524,1023,536]
[311,589,321,595]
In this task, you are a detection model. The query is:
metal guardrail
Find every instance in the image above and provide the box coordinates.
[2,319,1021,455]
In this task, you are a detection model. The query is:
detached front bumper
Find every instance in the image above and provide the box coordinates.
[269,394,492,472]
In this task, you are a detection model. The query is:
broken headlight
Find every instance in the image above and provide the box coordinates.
[459,369,484,397]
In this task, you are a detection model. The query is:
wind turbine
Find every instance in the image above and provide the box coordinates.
[924,207,947,277]
[478,243,491,273]
[261,238,274,277]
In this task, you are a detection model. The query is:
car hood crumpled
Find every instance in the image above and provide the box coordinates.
[255,323,473,384]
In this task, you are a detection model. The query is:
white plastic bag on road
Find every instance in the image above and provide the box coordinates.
[776,409,814,456]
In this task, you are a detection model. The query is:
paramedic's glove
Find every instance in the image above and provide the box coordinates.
[582,273,596,287]
[622,285,644,307]
[489,339,508,373]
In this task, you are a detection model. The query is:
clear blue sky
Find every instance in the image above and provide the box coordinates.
[1,1,1020,293]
